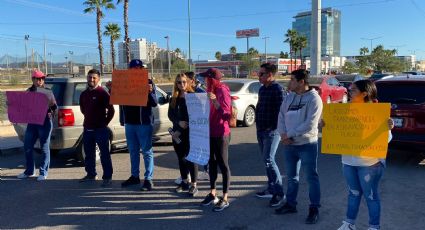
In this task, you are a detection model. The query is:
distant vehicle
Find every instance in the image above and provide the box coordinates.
[13,76,172,161]
[222,79,261,127]
[309,76,348,104]
[335,74,365,91]
[402,71,423,75]
[369,73,394,82]
[375,75,425,149]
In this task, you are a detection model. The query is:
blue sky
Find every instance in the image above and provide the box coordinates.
[1,0,425,62]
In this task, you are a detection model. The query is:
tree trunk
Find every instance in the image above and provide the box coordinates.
[124,0,130,64]
[111,38,116,70]
[289,46,293,72]
[96,8,104,75]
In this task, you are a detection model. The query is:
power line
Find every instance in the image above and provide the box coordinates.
[410,0,425,18]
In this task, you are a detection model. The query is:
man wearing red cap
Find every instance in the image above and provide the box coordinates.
[17,69,57,181]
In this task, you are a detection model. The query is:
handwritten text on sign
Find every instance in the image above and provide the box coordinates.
[6,91,48,125]
[321,103,390,158]
[110,69,149,106]
[185,93,210,165]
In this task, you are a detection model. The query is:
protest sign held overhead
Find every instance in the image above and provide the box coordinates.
[110,69,149,106]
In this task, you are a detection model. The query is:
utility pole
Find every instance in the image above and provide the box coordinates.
[262,36,269,63]
[48,52,52,73]
[69,51,74,73]
[24,35,29,72]
[310,0,321,76]
[164,36,171,79]
[361,36,382,53]
[44,36,47,74]
[188,0,192,70]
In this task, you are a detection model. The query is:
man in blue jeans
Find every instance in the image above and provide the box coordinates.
[254,63,284,207]
[120,59,158,191]
[276,69,323,224]
[79,69,115,187]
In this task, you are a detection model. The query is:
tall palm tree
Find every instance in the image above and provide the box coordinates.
[284,29,298,71]
[360,47,369,56]
[248,47,259,56]
[117,0,130,64]
[215,51,222,60]
[103,23,121,70]
[295,35,307,65]
[175,48,181,54]
[83,0,116,75]
[229,46,237,60]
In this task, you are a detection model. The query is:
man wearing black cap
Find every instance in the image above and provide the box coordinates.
[120,59,158,191]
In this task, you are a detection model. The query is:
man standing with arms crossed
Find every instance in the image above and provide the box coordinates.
[79,69,115,187]
[275,69,322,224]
[255,63,285,207]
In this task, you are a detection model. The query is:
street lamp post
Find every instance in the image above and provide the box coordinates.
[65,56,68,73]
[188,0,192,70]
[197,55,200,61]
[69,51,74,74]
[361,36,382,53]
[24,35,29,72]
[164,36,171,79]
[262,36,269,63]
[48,52,52,74]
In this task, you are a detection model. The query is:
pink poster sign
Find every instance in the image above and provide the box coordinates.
[6,91,48,125]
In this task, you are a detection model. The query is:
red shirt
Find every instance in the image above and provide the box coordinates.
[79,86,115,129]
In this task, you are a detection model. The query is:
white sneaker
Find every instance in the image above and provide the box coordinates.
[338,221,356,230]
[37,175,47,181]
[198,171,209,181]
[17,172,35,179]
[174,175,191,185]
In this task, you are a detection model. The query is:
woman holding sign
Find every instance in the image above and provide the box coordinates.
[334,80,394,230]
[199,68,232,212]
[168,73,199,196]
[17,70,57,181]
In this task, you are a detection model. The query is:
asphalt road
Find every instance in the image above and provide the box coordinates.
[0,125,424,230]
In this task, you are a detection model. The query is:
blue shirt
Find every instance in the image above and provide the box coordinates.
[255,81,283,131]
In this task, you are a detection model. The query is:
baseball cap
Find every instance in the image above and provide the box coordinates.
[32,69,46,78]
[199,68,223,80]
[129,59,144,68]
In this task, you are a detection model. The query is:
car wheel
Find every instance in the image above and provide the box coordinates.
[326,96,332,104]
[341,94,348,103]
[242,106,255,127]
[77,138,110,162]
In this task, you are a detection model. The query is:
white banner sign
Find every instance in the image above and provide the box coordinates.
[185,93,210,165]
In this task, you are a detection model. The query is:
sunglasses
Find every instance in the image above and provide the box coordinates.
[177,81,187,85]
[258,72,268,77]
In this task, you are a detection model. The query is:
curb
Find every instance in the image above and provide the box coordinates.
[0,147,23,156]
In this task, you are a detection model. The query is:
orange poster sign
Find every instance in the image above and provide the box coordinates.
[110,69,149,106]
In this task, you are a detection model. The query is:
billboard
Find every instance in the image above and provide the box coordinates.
[236,28,260,38]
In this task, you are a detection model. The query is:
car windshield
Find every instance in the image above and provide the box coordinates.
[370,74,390,80]
[224,82,244,92]
[377,83,425,104]
[44,83,66,106]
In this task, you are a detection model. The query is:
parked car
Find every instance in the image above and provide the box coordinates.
[375,75,425,149]
[369,73,394,82]
[13,76,172,160]
[335,74,365,91]
[222,79,261,127]
[309,76,348,104]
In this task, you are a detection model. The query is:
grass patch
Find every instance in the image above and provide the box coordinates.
[0,91,6,120]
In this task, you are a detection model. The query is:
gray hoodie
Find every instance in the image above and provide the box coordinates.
[277,88,323,145]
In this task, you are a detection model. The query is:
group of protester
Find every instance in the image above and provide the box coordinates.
[15,59,394,228]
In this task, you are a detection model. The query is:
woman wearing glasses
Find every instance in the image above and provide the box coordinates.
[168,73,198,196]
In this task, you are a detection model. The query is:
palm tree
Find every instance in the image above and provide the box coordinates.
[175,48,181,54]
[229,46,237,60]
[295,35,307,65]
[103,23,121,70]
[248,47,259,56]
[83,0,116,75]
[360,47,369,56]
[117,0,130,64]
[215,51,222,60]
[284,29,298,71]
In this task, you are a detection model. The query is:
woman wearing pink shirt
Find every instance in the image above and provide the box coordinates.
[199,68,232,212]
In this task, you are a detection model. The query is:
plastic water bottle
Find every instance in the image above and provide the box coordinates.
[168,127,181,144]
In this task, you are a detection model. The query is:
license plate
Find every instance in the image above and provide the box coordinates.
[392,118,403,128]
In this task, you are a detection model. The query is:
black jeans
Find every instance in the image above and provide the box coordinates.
[172,131,198,183]
[209,135,231,193]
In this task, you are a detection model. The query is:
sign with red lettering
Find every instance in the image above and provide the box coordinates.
[236,28,260,38]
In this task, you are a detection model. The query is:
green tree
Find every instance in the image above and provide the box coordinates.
[240,54,260,76]
[215,51,222,60]
[171,59,189,73]
[247,47,259,56]
[280,51,289,58]
[360,47,369,56]
[103,23,121,70]
[83,0,116,75]
[175,48,181,54]
[229,46,237,60]
[284,29,298,70]
[342,61,359,74]
[293,35,307,65]
[116,0,130,64]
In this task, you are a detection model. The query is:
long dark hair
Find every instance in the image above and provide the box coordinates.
[353,80,377,102]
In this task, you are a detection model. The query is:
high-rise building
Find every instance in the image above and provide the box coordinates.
[118,38,158,68]
[292,7,341,58]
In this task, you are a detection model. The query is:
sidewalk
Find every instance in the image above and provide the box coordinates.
[0,121,23,155]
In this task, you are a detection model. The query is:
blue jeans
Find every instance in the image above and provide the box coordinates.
[343,162,384,229]
[257,130,284,196]
[23,116,52,176]
[83,127,113,179]
[283,142,321,208]
[125,124,154,180]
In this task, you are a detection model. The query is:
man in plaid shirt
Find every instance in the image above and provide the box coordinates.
[255,63,285,207]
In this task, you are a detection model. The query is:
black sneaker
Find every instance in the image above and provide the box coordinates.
[121,176,140,187]
[101,179,112,187]
[255,189,273,198]
[79,175,98,183]
[213,198,230,212]
[305,207,319,224]
[275,202,297,214]
[270,194,284,207]
[200,193,219,206]
[175,181,190,193]
[140,180,154,191]
[188,185,198,197]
